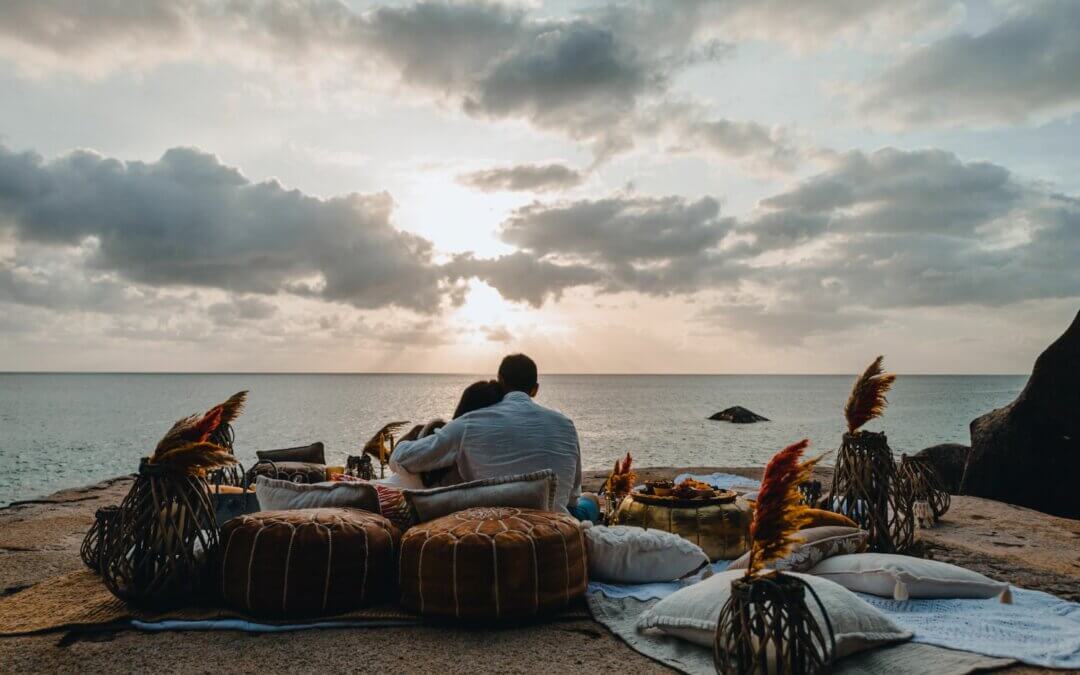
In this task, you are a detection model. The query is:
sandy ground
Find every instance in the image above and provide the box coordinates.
[0,469,1076,673]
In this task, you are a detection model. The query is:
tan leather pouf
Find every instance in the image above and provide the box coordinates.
[399,507,587,619]
[219,508,400,618]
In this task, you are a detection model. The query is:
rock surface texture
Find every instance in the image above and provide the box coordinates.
[915,444,971,493]
[708,406,769,423]
[962,310,1080,519]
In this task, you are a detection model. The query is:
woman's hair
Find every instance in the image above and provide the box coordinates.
[452,379,504,419]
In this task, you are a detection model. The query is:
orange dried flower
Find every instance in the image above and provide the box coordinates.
[747,439,820,575]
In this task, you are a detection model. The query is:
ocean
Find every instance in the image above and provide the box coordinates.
[0,373,1025,506]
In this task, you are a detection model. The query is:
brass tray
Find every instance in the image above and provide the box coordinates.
[630,488,737,508]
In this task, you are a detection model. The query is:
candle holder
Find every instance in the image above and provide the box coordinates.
[829,431,915,553]
[898,453,950,522]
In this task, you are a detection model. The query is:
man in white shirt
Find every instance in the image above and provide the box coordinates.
[389,354,599,520]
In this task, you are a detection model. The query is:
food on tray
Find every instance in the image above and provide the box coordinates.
[645,479,674,496]
[672,478,715,499]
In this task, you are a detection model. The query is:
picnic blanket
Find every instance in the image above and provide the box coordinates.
[588,561,1080,671]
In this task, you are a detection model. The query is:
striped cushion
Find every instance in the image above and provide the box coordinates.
[218,508,400,618]
[373,484,418,531]
[399,507,587,619]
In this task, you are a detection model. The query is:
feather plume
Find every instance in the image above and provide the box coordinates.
[844,355,896,433]
[151,442,238,474]
[152,414,201,460]
[747,439,820,575]
[216,391,248,425]
[363,421,410,460]
[604,452,637,496]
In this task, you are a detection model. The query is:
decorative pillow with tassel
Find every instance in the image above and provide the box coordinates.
[808,553,1012,603]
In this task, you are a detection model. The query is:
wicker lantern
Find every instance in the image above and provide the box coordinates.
[715,573,834,675]
[830,431,914,553]
[897,453,950,521]
[828,357,915,553]
[79,505,120,573]
[99,406,237,608]
[715,440,835,675]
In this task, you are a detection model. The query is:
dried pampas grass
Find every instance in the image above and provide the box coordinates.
[747,439,820,575]
[844,356,896,433]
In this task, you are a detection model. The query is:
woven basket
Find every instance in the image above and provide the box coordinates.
[828,431,915,553]
[79,505,120,573]
[898,454,951,521]
[98,458,218,608]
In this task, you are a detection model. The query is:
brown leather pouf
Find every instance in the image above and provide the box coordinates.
[219,508,399,618]
[399,507,587,619]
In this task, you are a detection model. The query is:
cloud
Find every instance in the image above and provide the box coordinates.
[859,1,1080,126]
[458,163,583,192]
[481,325,514,343]
[0,143,446,312]
[446,252,600,307]
[207,295,278,325]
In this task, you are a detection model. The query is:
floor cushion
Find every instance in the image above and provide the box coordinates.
[809,553,1012,601]
[219,508,400,618]
[638,569,912,657]
[728,526,868,573]
[399,507,587,619]
[583,524,711,583]
[255,442,326,464]
[246,460,327,484]
[254,476,380,513]
[403,470,558,523]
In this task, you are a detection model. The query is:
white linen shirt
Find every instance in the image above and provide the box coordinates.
[389,391,582,513]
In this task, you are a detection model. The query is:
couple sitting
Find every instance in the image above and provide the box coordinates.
[389,353,600,522]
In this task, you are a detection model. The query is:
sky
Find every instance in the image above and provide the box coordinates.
[0,0,1077,374]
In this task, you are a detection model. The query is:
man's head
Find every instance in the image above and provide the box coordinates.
[497,353,539,396]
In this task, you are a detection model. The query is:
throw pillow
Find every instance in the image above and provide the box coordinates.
[637,569,912,657]
[808,553,1013,602]
[403,470,558,523]
[254,476,379,513]
[728,527,868,573]
[744,502,860,530]
[584,525,711,583]
[255,442,326,464]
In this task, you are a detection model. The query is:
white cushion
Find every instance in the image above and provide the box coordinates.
[254,476,377,511]
[809,553,1011,600]
[584,525,711,583]
[637,570,911,658]
[403,470,557,523]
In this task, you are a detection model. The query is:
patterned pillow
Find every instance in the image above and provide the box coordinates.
[728,526,867,572]
[373,483,418,532]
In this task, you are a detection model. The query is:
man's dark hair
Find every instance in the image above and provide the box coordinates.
[498,353,538,393]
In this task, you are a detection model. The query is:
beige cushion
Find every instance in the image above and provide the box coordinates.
[255,476,379,513]
[809,553,1011,600]
[728,527,868,573]
[583,524,710,583]
[402,470,557,523]
[637,569,911,657]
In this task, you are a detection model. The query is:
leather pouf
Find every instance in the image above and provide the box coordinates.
[219,508,399,618]
[399,507,587,619]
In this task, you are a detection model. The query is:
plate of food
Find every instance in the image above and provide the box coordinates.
[632,478,737,506]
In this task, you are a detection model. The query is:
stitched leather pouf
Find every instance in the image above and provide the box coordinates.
[399,507,587,619]
[219,508,399,618]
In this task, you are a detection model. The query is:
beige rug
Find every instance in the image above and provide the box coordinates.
[0,570,590,636]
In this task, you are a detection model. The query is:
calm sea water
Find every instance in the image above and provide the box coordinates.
[0,374,1025,506]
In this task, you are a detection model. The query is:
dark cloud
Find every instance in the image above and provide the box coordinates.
[458,163,583,193]
[446,252,600,307]
[0,144,446,312]
[860,1,1080,126]
[207,295,278,325]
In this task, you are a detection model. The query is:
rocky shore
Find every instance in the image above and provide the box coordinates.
[1,469,1076,674]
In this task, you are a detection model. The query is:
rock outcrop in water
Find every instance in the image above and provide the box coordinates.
[914,444,970,493]
[709,406,769,423]
[961,310,1080,519]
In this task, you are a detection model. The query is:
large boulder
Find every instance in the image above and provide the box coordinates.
[961,310,1080,519]
[914,444,970,493]
[709,406,769,423]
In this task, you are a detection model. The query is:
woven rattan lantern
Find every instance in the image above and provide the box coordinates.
[715,440,835,675]
[898,453,950,521]
[79,505,120,573]
[99,406,237,608]
[715,573,835,675]
[828,357,915,554]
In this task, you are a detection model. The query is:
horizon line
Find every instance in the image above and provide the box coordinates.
[0,370,1030,377]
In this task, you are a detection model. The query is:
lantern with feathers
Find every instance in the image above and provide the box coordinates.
[828,356,915,553]
[602,453,636,524]
[363,421,410,478]
[98,402,238,607]
[715,440,835,675]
